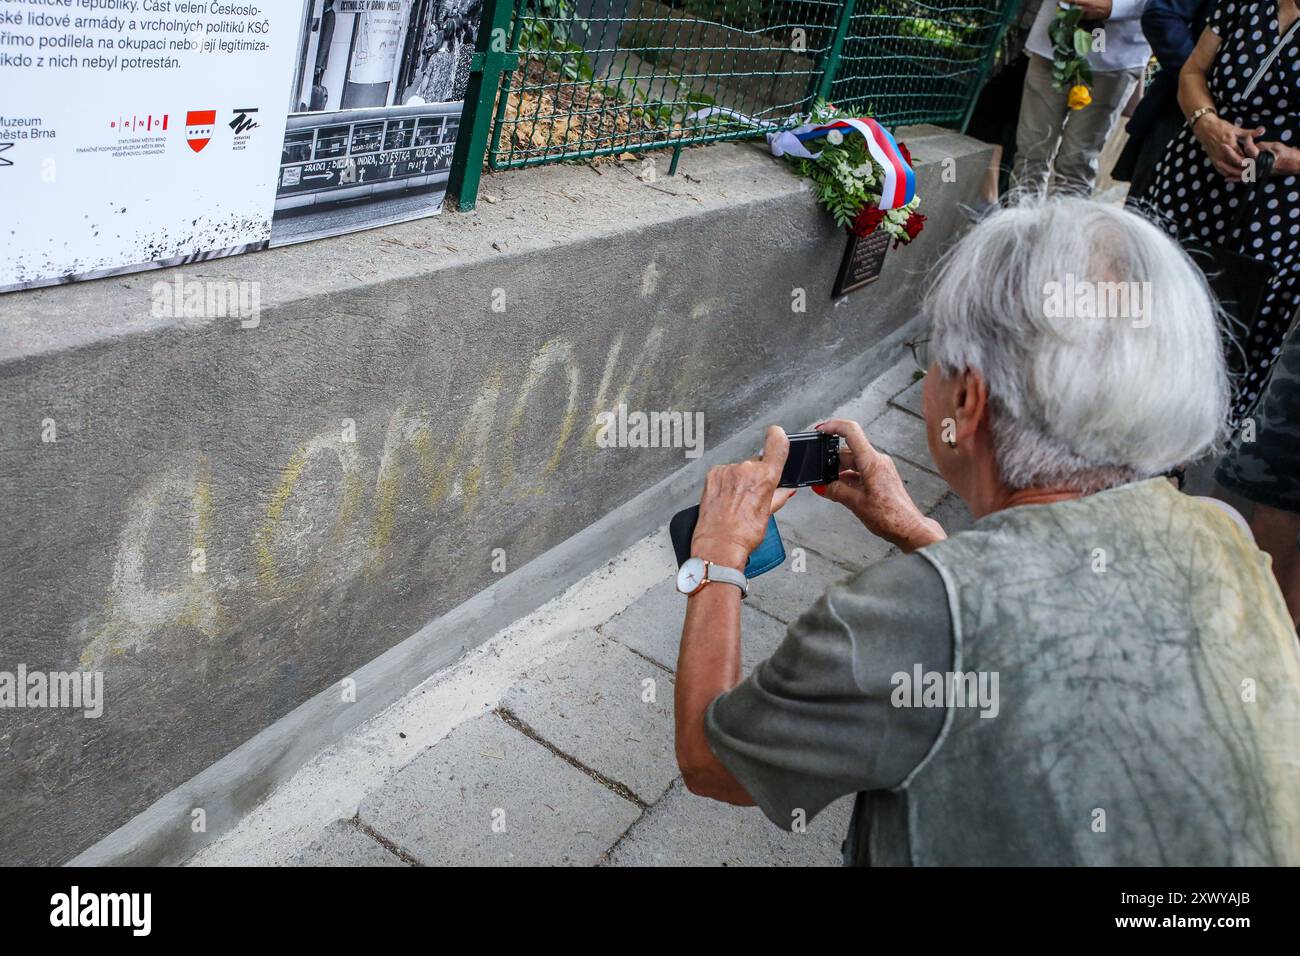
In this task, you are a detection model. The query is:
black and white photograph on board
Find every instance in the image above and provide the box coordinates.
[271,0,482,246]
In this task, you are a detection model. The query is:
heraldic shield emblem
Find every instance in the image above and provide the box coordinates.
[186,110,216,153]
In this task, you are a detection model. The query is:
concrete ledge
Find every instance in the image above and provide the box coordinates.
[0,127,991,865]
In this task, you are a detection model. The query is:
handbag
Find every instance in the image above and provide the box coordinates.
[1181,149,1276,377]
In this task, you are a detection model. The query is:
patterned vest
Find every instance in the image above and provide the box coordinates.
[851,479,1300,865]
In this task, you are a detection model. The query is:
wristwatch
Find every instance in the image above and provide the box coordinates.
[676,556,749,598]
[1187,105,1217,129]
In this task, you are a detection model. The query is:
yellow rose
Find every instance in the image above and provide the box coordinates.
[1067,84,1092,110]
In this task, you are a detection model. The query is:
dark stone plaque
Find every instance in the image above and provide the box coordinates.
[832,228,889,296]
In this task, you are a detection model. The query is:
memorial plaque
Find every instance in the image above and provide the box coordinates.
[832,229,890,296]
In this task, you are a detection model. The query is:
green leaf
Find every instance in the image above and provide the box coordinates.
[1073,28,1092,58]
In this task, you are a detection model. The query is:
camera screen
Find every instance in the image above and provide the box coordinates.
[781,436,828,486]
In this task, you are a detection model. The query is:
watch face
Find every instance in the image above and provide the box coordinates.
[676,557,706,595]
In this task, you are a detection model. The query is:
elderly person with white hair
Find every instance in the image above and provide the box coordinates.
[673,198,1300,866]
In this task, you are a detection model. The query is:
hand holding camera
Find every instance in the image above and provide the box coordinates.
[690,426,792,570]
[814,419,945,553]
[679,419,943,581]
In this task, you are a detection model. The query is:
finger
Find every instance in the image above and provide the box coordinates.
[821,466,863,498]
[822,475,859,505]
[760,425,789,472]
[1241,136,1260,158]
[817,418,876,464]
[770,487,796,513]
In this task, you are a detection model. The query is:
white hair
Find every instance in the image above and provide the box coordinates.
[924,197,1229,493]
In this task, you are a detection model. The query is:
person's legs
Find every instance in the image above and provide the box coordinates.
[1249,506,1300,627]
[1011,55,1067,197]
[981,145,1003,204]
[959,146,1004,222]
[1052,67,1141,196]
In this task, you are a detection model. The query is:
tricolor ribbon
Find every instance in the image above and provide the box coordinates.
[770,118,916,210]
[687,108,916,211]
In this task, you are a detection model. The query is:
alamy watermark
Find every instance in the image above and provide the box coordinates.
[595,403,704,459]
[0,665,103,718]
[1043,274,1151,328]
[891,664,999,719]
[50,887,150,936]
[151,275,261,328]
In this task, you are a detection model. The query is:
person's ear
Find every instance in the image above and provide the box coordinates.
[953,369,989,444]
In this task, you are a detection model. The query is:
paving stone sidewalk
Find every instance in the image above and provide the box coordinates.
[266,360,973,867]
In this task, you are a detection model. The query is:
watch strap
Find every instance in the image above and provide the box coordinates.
[706,562,749,598]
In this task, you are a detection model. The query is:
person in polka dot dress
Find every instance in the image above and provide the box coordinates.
[1145,0,1300,426]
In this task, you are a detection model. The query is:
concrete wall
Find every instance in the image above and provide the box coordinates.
[0,127,990,865]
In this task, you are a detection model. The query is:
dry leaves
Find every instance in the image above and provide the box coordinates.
[492,60,682,164]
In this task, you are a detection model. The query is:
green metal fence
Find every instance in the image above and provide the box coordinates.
[449,0,1019,209]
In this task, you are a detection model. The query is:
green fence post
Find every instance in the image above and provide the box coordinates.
[814,0,857,104]
[668,144,683,176]
[448,0,519,211]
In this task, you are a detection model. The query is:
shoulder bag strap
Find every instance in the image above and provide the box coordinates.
[1236,11,1300,103]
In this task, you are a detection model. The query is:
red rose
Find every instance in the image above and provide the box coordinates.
[893,211,927,248]
[851,205,885,238]
[897,141,912,167]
